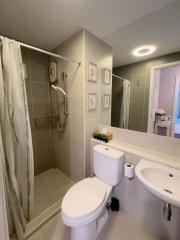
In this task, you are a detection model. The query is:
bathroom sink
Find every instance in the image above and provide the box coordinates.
[135,160,180,208]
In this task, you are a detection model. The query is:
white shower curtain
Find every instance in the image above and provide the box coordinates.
[119,79,130,129]
[0,128,9,240]
[0,37,34,239]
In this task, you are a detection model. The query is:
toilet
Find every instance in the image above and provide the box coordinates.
[61,144,124,240]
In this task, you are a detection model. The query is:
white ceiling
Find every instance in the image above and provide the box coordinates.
[103,0,180,67]
[0,0,175,52]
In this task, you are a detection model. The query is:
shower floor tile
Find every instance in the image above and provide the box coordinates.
[33,168,73,218]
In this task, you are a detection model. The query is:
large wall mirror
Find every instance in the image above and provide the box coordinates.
[101,0,180,139]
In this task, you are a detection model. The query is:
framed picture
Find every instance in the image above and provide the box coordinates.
[102,94,110,109]
[102,68,111,85]
[88,62,97,82]
[88,93,97,111]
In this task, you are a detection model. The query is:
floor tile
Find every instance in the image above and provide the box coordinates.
[40,168,72,192]
[41,214,69,240]
[33,168,72,218]
[28,210,161,240]
[98,211,160,240]
[27,230,44,240]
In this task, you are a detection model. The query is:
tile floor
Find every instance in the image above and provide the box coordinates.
[28,210,161,240]
[33,168,73,218]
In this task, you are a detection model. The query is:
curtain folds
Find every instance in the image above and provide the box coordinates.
[0,37,34,239]
[119,79,130,129]
[0,56,9,240]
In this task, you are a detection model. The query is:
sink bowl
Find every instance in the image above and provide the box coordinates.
[135,160,180,208]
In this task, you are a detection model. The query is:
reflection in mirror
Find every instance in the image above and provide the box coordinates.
[105,0,180,139]
[111,54,180,139]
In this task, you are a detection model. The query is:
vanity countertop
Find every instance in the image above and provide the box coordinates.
[91,138,180,170]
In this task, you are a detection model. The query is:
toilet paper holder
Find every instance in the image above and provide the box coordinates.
[124,162,134,180]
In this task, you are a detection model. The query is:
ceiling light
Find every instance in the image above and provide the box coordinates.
[132,45,156,57]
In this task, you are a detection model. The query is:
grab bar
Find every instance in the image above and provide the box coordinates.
[51,84,68,115]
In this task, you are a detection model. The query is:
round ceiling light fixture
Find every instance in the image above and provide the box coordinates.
[132,45,156,57]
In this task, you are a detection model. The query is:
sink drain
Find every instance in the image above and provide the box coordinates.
[164,189,173,194]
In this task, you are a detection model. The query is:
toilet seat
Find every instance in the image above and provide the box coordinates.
[62,178,106,221]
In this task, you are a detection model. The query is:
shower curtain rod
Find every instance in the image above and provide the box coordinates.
[0,35,81,66]
[112,73,126,81]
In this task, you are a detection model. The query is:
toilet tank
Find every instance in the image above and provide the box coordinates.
[93,144,124,186]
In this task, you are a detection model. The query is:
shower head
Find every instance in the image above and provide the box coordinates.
[51,84,68,115]
[49,61,58,84]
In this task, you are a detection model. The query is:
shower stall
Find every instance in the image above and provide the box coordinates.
[21,47,75,220]
[0,35,81,239]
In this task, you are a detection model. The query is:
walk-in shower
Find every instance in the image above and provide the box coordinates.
[0,34,81,239]
[23,50,76,232]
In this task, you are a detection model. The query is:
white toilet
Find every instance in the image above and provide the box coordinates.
[61,144,124,240]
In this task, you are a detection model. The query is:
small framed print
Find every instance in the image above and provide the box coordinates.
[88,62,97,82]
[103,94,110,109]
[102,68,111,85]
[88,93,97,111]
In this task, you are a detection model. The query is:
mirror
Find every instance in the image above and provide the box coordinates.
[101,0,180,139]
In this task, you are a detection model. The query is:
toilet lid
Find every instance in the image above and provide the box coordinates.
[62,178,106,219]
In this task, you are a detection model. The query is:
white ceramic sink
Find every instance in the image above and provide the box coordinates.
[135,160,180,208]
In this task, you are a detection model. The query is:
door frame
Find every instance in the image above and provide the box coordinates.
[172,74,180,136]
[147,61,180,134]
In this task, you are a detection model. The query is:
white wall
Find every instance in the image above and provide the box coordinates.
[84,30,112,176]
[52,30,112,180]
[53,29,180,240]
[101,125,180,158]
[159,65,180,115]
[154,69,161,111]
[53,31,86,182]
[92,124,180,240]
[114,151,180,240]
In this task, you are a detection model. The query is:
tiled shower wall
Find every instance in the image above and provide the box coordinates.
[53,30,113,180]
[112,51,180,132]
[21,48,55,175]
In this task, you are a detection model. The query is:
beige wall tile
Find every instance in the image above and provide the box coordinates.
[36,129,52,149]
[33,99,50,118]
[23,48,54,175]
[30,62,49,83]
[29,50,49,65]
[31,82,49,99]
[36,145,54,174]
[25,81,32,99]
